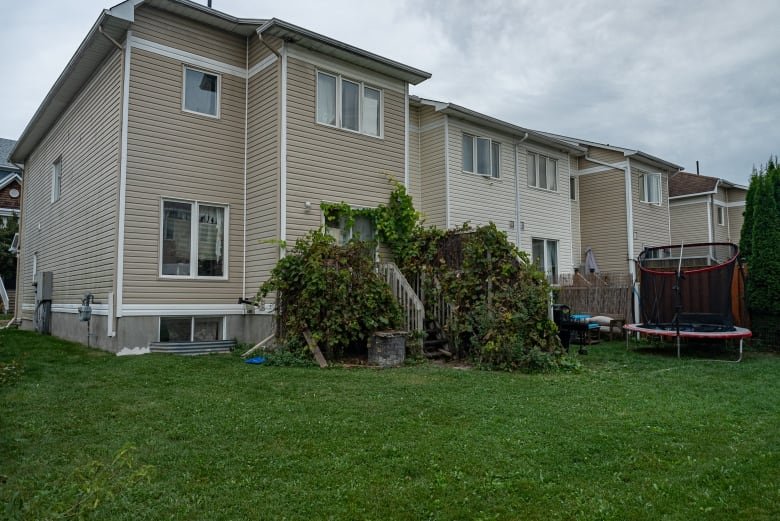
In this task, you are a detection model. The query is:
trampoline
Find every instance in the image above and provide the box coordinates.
[627,242,750,362]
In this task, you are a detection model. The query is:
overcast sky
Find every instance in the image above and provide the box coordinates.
[2,0,778,185]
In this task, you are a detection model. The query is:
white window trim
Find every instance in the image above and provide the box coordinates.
[51,157,62,203]
[315,69,384,139]
[640,172,663,205]
[532,238,559,284]
[159,198,229,280]
[527,152,558,192]
[716,205,725,226]
[462,133,501,178]
[182,65,221,119]
[158,315,227,342]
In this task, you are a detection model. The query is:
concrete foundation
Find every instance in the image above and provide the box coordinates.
[20,313,275,353]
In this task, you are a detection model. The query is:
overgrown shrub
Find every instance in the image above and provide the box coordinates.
[410,224,564,370]
[257,230,402,360]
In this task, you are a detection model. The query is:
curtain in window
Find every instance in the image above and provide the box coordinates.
[162,201,191,276]
[491,142,500,178]
[476,137,491,175]
[341,80,359,131]
[316,72,336,125]
[198,205,224,277]
[527,153,536,187]
[648,174,660,202]
[463,135,474,171]
[184,69,217,116]
[538,155,547,188]
[546,240,558,283]
[362,87,380,136]
[547,158,557,191]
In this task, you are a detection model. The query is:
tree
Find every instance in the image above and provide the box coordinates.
[742,158,780,337]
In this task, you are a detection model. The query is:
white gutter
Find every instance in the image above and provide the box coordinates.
[444,114,450,228]
[514,133,529,245]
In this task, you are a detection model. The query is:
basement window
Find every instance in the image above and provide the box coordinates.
[159,316,224,342]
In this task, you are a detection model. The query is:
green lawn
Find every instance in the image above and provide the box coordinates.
[1,330,778,520]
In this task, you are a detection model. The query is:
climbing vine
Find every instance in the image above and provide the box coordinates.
[264,178,569,370]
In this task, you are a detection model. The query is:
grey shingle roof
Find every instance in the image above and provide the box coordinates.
[0,138,20,171]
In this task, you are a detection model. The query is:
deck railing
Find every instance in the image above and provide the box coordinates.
[378,262,424,334]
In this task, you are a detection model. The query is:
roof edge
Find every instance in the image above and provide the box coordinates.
[257,18,431,85]
[418,98,587,155]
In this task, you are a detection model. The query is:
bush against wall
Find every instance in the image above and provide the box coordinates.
[257,230,402,360]
[410,224,566,371]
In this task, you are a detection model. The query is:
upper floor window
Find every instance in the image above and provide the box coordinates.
[570,177,577,200]
[527,152,557,191]
[316,71,382,137]
[183,67,220,118]
[161,199,227,278]
[716,206,725,226]
[51,157,62,203]
[462,134,500,178]
[640,173,662,204]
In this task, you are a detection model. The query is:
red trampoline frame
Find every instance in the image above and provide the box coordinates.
[624,323,751,362]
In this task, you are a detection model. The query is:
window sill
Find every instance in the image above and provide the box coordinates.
[461,170,501,181]
[315,120,384,140]
[527,185,559,194]
[158,275,229,282]
[182,108,220,120]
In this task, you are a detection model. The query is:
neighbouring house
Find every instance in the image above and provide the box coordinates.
[538,134,683,277]
[408,97,586,282]
[0,138,22,226]
[10,0,430,351]
[669,171,747,247]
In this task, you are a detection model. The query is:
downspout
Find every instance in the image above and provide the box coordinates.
[567,154,575,271]
[514,132,529,246]
[258,34,285,257]
[404,84,409,189]
[625,157,638,323]
[444,114,450,228]
[102,26,128,337]
[243,37,249,301]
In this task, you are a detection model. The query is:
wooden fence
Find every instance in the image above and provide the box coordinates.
[556,271,633,322]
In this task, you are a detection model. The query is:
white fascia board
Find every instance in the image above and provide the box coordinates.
[669,190,717,200]
[107,0,144,21]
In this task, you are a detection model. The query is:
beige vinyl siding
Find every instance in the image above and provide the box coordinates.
[122,48,245,304]
[19,51,122,318]
[570,158,582,268]
[584,147,625,166]
[728,188,747,203]
[249,34,282,70]
[631,161,671,253]
[578,168,628,272]
[131,6,245,67]
[284,54,406,242]
[448,119,516,241]
[419,106,446,227]
[245,58,279,296]
[407,103,422,209]
[670,199,709,245]
[729,202,746,244]
[518,143,573,274]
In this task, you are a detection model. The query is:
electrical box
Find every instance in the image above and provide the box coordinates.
[34,271,53,302]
